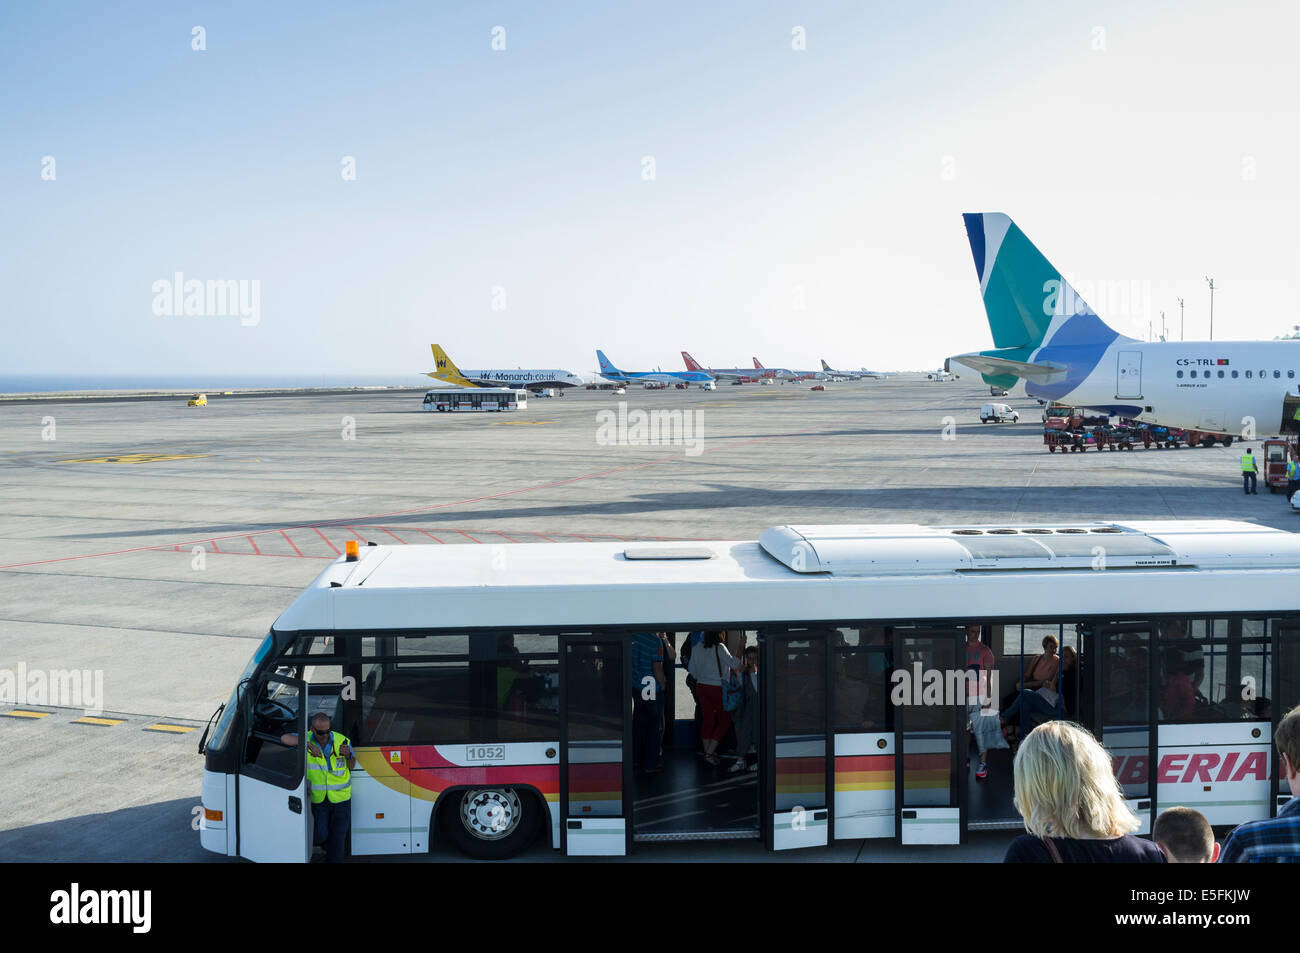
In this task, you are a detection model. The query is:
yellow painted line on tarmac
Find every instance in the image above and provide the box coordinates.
[58,452,209,464]
[144,723,196,733]
[73,716,125,727]
[1,709,52,719]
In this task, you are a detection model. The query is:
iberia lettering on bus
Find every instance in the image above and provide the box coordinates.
[1110,750,1268,785]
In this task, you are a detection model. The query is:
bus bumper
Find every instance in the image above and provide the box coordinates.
[200,770,235,856]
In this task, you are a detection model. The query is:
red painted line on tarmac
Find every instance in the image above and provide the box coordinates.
[247,536,260,555]
[453,529,481,543]
[529,531,558,542]
[0,426,818,570]
[379,526,407,543]
[493,531,518,543]
[569,534,594,542]
[345,525,368,544]
[281,530,303,557]
[313,527,341,555]
[416,529,444,543]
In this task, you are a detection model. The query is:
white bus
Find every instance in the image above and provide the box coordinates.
[198,520,1300,861]
[421,388,527,412]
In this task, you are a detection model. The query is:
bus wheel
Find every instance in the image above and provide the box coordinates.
[440,787,539,859]
[1221,435,1234,446]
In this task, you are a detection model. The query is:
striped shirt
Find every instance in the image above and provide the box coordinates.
[1218,796,1300,862]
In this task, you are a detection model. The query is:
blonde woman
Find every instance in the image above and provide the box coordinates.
[1004,721,1167,862]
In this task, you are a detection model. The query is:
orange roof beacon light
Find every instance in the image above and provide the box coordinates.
[345,540,359,562]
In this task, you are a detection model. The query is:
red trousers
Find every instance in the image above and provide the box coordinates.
[697,683,732,742]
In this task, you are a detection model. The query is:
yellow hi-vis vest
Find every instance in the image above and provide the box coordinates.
[1292,407,1300,422]
[1288,459,1299,480]
[1241,455,1258,474]
[305,731,352,804]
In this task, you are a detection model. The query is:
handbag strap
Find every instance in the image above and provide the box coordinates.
[1043,837,1063,863]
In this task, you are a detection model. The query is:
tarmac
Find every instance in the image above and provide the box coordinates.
[1,376,1289,862]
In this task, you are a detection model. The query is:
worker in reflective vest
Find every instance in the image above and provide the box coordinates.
[282,712,354,862]
[1288,455,1300,502]
[1240,449,1259,495]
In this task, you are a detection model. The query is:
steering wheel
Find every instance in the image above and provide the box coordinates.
[255,695,295,723]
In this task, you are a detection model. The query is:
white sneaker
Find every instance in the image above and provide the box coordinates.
[729,760,745,773]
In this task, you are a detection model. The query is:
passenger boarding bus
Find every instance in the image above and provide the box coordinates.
[198,520,1300,861]
[421,388,526,412]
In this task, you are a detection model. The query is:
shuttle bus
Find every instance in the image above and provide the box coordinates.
[198,520,1300,861]
[421,388,526,412]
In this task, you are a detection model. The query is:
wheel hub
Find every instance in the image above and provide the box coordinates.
[461,789,521,840]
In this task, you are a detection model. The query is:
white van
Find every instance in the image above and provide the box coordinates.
[980,402,1019,423]
[700,381,716,391]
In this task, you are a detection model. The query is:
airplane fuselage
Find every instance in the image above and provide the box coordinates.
[1029,339,1300,435]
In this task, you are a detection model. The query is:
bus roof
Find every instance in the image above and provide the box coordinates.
[273,520,1300,631]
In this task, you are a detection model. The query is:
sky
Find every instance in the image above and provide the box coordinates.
[3,0,1300,380]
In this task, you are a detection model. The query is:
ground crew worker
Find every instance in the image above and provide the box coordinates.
[1241,448,1259,495]
[1288,454,1300,502]
[281,712,355,862]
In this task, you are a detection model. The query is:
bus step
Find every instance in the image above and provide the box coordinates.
[633,829,761,843]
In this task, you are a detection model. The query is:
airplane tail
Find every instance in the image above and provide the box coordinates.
[820,359,832,372]
[429,344,474,386]
[596,349,623,378]
[953,213,1131,392]
[752,357,765,369]
[682,351,706,372]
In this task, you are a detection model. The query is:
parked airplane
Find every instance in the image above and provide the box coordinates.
[950,213,1300,440]
[680,351,769,382]
[598,350,715,387]
[750,357,800,381]
[427,345,585,393]
[820,360,879,381]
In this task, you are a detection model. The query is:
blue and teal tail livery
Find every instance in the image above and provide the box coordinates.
[952,213,1133,396]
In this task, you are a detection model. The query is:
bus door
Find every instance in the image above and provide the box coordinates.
[1093,626,1156,834]
[1273,624,1300,815]
[237,673,311,862]
[893,629,965,845]
[761,630,832,850]
[559,636,632,856]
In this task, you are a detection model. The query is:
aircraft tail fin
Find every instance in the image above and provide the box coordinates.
[596,349,623,377]
[956,213,1130,389]
[682,351,705,372]
[429,344,475,386]
[820,359,832,372]
[752,357,765,369]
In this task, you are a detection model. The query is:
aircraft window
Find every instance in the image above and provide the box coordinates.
[1190,370,1197,378]
[1232,370,1239,378]
[1246,370,1253,379]
[1275,370,1282,379]
[1260,370,1266,378]
[1290,371,1296,379]
[1218,370,1225,378]
[1176,370,1184,379]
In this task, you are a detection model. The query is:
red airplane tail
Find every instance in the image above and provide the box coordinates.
[682,351,705,372]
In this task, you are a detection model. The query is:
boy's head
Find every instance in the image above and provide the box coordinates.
[1277,705,1300,795]
[1152,807,1218,863]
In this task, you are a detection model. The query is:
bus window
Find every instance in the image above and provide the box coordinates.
[243,677,302,778]
[357,633,560,745]
[1157,618,1270,722]
[833,627,892,731]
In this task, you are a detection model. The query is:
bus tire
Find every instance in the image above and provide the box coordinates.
[438,786,540,859]
[1221,435,1234,446]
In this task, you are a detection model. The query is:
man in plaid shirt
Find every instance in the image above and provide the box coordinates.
[1219,706,1300,862]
